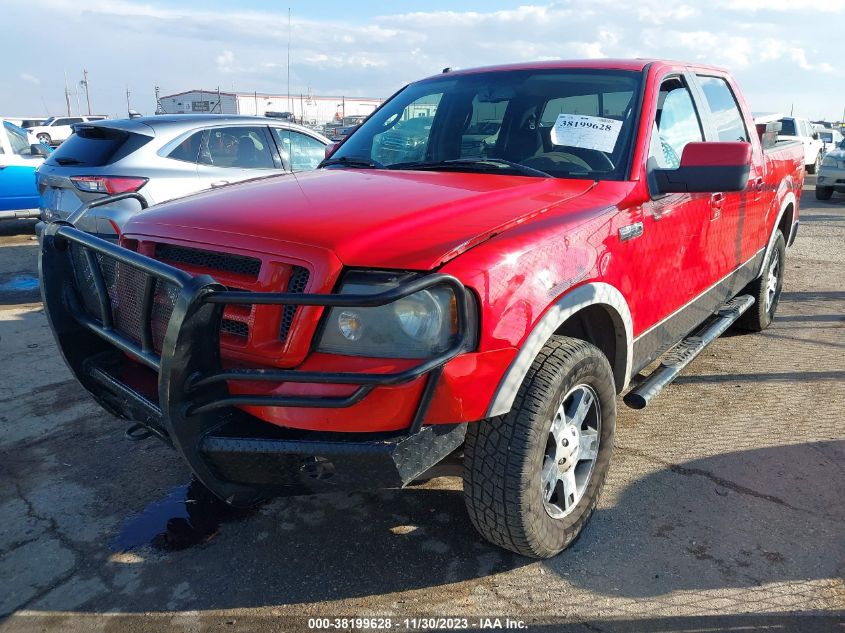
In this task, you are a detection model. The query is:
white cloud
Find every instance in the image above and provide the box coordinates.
[2,0,843,120]
[19,73,40,85]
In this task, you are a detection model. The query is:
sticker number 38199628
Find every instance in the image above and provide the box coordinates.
[550,114,623,154]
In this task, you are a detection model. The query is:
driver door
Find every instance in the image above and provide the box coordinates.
[628,74,713,369]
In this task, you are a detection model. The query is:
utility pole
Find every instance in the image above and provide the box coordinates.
[63,71,71,116]
[125,86,131,117]
[81,69,92,115]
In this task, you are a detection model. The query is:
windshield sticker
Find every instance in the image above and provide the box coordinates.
[550,114,623,153]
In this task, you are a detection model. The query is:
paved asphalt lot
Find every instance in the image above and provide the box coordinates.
[0,180,842,632]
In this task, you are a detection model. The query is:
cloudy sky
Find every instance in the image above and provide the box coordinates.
[2,0,844,120]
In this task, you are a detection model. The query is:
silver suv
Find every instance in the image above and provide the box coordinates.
[37,115,329,239]
[816,138,845,201]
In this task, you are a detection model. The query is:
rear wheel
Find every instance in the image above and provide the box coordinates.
[463,336,616,558]
[736,231,785,332]
[815,186,833,201]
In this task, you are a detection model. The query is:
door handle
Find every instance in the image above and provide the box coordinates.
[754,177,765,193]
[210,180,229,188]
[710,192,724,220]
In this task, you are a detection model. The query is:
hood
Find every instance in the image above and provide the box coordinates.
[124,168,595,270]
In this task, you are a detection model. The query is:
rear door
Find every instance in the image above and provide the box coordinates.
[693,74,767,286]
[0,122,43,211]
[195,125,284,189]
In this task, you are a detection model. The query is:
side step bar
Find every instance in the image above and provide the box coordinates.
[624,295,755,409]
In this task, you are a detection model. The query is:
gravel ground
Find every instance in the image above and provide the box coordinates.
[0,181,842,632]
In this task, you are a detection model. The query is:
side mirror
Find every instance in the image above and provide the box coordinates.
[30,143,50,157]
[812,132,819,140]
[324,142,338,159]
[651,142,751,195]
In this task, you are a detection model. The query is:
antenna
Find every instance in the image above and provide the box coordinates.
[287,7,292,115]
[126,85,131,117]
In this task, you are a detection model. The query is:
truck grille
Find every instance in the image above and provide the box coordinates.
[155,244,261,279]
[70,242,311,356]
[280,266,310,341]
[69,244,179,353]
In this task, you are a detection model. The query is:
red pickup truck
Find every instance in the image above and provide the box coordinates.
[40,59,803,558]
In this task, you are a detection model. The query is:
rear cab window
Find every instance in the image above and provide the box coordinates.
[696,76,749,143]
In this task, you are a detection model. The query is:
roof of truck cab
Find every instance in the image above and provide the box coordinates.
[419,58,728,81]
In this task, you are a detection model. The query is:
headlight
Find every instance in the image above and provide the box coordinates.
[822,155,837,167]
[317,271,472,359]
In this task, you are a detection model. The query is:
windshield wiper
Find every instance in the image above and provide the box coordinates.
[318,155,383,169]
[387,158,552,178]
[55,157,82,166]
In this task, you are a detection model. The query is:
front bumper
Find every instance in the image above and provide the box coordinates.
[817,167,845,192]
[40,223,471,504]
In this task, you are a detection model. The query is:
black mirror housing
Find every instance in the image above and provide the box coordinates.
[30,143,50,157]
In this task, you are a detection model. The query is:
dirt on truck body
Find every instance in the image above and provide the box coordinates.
[40,59,804,558]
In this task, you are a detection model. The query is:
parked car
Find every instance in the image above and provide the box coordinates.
[36,115,329,239]
[5,117,48,129]
[25,115,108,146]
[0,120,51,219]
[819,128,843,154]
[816,138,845,200]
[777,116,824,173]
[40,59,803,558]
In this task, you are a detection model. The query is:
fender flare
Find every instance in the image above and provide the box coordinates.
[759,191,796,277]
[486,282,633,418]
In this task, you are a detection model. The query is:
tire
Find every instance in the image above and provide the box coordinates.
[36,133,51,145]
[463,336,616,558]
[807,154,820,174]
[815,186,833,201]
[736,231,786,332]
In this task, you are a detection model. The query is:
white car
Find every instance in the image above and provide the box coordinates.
[777,116,825,173]
[26,115,108,146]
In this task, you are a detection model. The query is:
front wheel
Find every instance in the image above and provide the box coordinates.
[463,336,616,558]
[815,186,833,201]
[807,154,820,174]
[37,133,52,145]
[736,231,786,332]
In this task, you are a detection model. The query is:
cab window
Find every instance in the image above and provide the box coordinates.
[697,76,749,143]
[648,77,703,170]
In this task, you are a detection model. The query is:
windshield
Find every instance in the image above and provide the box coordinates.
[330,69,643,180]
[41,117,57,126]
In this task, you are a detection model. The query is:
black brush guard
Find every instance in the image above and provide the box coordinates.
[39,223,470,505]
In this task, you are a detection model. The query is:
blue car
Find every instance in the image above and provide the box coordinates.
[0,119,51,220]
